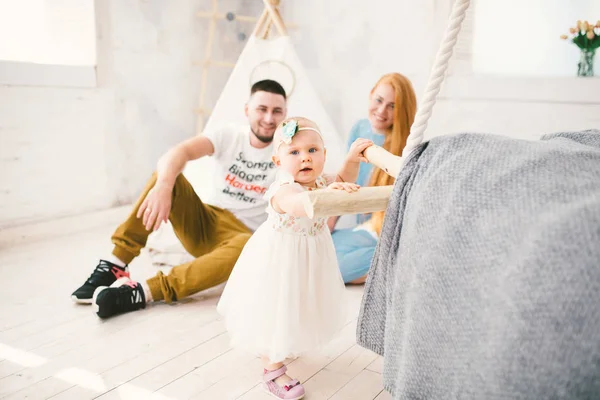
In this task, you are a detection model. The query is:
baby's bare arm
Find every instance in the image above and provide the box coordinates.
[271,184,309,217]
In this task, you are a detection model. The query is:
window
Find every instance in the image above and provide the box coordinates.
[471,0,600,76]
[0,0,96,86]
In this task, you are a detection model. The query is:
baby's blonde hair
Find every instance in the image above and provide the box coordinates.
[273,116,323,153]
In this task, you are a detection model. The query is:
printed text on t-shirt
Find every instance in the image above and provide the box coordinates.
[223,152,276,203]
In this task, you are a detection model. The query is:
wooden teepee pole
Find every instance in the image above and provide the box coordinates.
[196,0,219,133]
[253,0,288,39]
[262,0,287,36]
[196,0,293,131]
[252,9,269,37]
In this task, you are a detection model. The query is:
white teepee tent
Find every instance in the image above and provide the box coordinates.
[147,1,346,266]
[184,1,345,203]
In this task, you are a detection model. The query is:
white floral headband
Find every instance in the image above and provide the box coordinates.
[276,119,323,150]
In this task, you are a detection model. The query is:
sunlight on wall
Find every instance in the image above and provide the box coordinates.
[0,0,96,65]
[472,0,599,76]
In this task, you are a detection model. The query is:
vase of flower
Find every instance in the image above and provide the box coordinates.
[561,20,600,77]
[578,48,596,77]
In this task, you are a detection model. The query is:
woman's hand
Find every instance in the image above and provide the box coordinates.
[136,182,173,231]
[346,138,373,164]
[328,182,360,193]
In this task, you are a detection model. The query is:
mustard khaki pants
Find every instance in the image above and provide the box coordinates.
[111,173,252,303]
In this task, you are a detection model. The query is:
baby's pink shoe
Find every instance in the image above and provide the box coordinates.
[262,365,305,400]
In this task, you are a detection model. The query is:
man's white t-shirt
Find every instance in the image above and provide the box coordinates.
[203,124,278,231]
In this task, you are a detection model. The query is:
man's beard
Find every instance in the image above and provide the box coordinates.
[251,125,275,144]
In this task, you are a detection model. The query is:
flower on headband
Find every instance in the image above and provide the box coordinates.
[281,119,299,144]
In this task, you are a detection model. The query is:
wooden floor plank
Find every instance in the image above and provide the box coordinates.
[155,347,255,398]
[329,369,383,400]
[103,330,234,398]
[46,317,226,399]
[235,383,272,400]
[374,389,393,400]
[2,376,73,400]
[0,212,379,399]
[0,361,24,380]
[301,344,380,400]
[188,357,264,399]
[366,356,384,374]
[0,307,203,397]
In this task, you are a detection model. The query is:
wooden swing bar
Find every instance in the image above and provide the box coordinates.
[301,145,403,218]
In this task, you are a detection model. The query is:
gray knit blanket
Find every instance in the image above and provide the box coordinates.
[357,130,600,399]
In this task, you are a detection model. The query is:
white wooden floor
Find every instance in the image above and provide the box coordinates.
[0,210,390,400]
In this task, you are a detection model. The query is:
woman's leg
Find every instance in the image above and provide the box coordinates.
[331,229,378,284]
[349,275,367,284]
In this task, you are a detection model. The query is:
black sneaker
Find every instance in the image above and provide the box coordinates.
[93,279,146,319]
[71,260,130,304]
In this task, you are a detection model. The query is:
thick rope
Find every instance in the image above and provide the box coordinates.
[402,0,471,158]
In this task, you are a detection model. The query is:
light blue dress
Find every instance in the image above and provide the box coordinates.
[332,119,385,283]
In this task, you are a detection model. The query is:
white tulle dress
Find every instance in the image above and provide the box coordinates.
[216,172,347,363]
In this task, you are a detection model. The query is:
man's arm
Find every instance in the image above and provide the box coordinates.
[138,135,215,231]
[155,135,215,189]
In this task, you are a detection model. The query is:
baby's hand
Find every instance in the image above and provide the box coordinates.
[328,182,360,193]
[346,138,373,164]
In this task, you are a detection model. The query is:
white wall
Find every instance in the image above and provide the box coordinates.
[1,0,599,228]
[0,86,116,227]
[0,0,261,228]
[285,0,439,137]
[287,0,600,141]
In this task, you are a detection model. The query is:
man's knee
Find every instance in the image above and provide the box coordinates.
[173,172,194,190]
[215,232,252,255]
[228,233,252,249]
